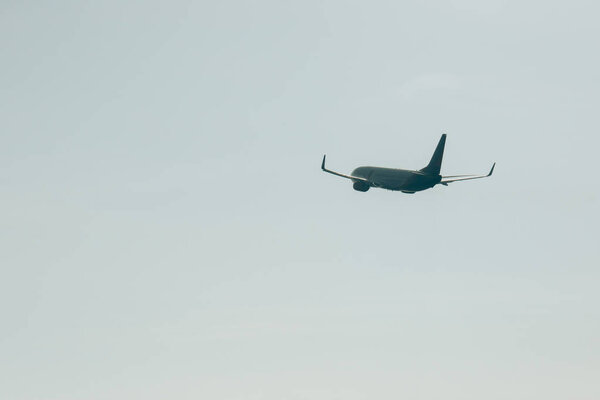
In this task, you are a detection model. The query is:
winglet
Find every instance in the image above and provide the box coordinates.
[321,154,326,170]
[487,162,496,176]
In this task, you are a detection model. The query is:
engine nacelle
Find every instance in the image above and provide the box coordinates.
[353,181,370,192]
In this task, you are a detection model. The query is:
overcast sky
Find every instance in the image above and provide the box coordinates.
[1,1,599,399]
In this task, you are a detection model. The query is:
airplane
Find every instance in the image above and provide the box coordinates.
[321,134,495,193]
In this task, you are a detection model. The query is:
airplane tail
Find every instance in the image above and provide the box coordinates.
[420,134,446,175]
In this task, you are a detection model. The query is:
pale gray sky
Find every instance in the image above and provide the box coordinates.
[1,1,599,399]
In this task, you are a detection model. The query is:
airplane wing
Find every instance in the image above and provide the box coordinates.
[440,163,495,185]
[321,155,371,183]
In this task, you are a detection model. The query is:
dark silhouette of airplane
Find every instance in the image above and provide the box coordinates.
[321,134,495,193]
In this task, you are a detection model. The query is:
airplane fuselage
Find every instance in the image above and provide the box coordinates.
[351,167,441,193]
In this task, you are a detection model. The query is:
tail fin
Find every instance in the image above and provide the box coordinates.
[420,134,446,175]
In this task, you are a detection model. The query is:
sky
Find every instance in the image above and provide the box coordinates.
[1,1,599,399]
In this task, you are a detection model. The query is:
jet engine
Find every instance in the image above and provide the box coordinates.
[353,181,370,192]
